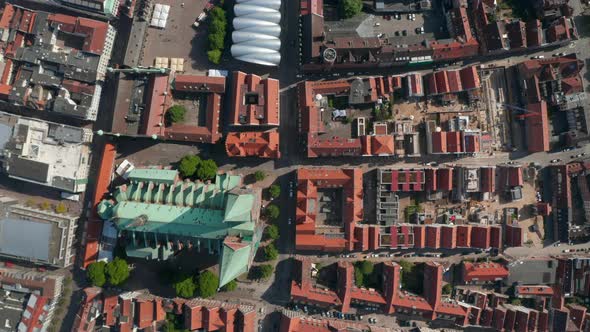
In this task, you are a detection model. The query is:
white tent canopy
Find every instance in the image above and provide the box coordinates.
[150,4,170,29]
[231,0,282,66]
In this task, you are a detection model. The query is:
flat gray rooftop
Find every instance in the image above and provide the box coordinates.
[0,218,52,262]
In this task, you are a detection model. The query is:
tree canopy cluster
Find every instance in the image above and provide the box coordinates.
[263,243,279,261]
[173,270,219,298]
[269,185,281,199]
[353,261,380,289]
[250,264,274,280]
[265,204,280,220]
[254,171,266,182]
[178,155,218,181]
[264,224,279,241]
[87,258,130,287]
[166,105,186,124]
[340,0,362,19]
[208,7,227,64]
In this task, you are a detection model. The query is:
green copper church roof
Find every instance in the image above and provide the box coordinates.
[219,242,252,287]
[98,170,262,287]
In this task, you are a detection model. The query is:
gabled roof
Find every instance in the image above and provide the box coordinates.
[173,75,226,93]
[225,130,280,158]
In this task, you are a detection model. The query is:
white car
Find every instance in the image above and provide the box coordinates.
[288,217,292,225]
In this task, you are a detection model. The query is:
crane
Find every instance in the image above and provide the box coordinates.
[500,103,541,120]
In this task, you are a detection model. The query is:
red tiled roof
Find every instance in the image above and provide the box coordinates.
[463,262,509,282]
[390,169,425,191]
[516,285,554,297]
[456,225,472,247]
[370,135,394,155]
[225,130,281,159]
[459,66,481,90]
[296,168,363,252]
[464,134,480,153]
[437,168,453,190]
[163,92,222,144]
[83,142,116,268]
[47,14,109,54]
[471,225,491,249]
[230,71,280,126]
[0,4,15,30]
[441,226,457,249]
[526,101,550,153]
[174,75,226,94]
[103,295,119,326]
[142,74,169,137]
[19,295,49,332]
[300,0,323,16]
[432,131,447,153]
[307,134,363,158]
[446,131,462,153]
[447,70,462,92]
[480,167,495,193]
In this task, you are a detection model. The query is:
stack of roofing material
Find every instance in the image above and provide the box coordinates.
[170,58,184,72]
[150,4,170,28]
[154,57,169,68]
[231,0,282,66]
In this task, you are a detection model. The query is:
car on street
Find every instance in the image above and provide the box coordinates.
[531,55,545,59]
[553,52,566,56]
[550,159,561,163]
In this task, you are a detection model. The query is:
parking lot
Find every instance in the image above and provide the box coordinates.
[374,11,448,44]
[324,10,448,47]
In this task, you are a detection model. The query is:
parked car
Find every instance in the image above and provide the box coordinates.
[550,159,561,163]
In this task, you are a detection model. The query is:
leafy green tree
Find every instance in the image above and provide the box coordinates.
[196,159,218,181]
[257,264,274,280]
[209,19,226,34]
[105,257,130,286]
[263,243,279,261]
[358,260,374,275]
[87,261,106,287]
[264,224,279,240]
[174,275,196,298]
[207,49,222,64]
[254,171,266,182]
[354,267,364,286]
[210,7,226,21]
[197,271,219,298]
[265,205,280,220]
[269,185,281,198]
[340,0,362,18]
[442,284,453,295]
[166,105,186,124]
[221,280,237,292]
[511,298,522,306]
[208,32,225,50]
[179,155,201,178]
